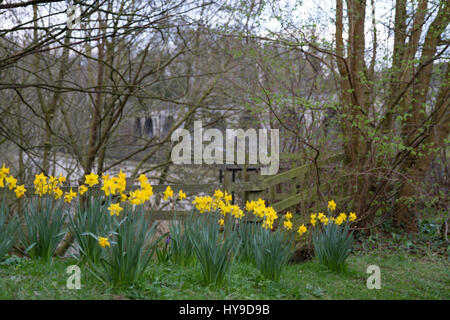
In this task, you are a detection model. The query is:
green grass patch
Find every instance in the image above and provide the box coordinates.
[0,250,448,300]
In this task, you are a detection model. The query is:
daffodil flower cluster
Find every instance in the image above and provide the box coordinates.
[317,212,329,225]
[129,176,153,205]
[64,188,77,203]
[84,171,152,206]
[309,201,357,227]
[192,195,214,213]
[283,212,293,230]
[311,201,357,273]
[33,172,69,200]
[245,198,278,230]
[192,190,246,221]
[331,213,347,225]
[225,203,245,219]
[100,170,127,197]
[0,163,27,198]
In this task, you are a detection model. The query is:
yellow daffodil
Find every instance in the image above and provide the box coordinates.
[138,174,148,184]
[54,187,63,200]
[335,216,344,226]
[98,236,110,248]
[0,164,9,187]
[218,218,224,226]
[14,185,26,198]
[245,200,257,212]
[257,198,265,206]
[0,163,9,178]
[230,205,245,219]
[36,183,49,197]
[283,220,293,230]
[130,196,142,205]
[219,201,231,216]
[49,175,57,185]
[129,189,145,205]
[328,200,337,211]
[34,172,47,186]
[163,186,173,200]
[64,188,77,203]
[5,175,17,190]
[349,212,357,222]
[179,190,187,201]
[108,203,123,216]
[141,182,153,200]
[0,165,9,187]
[214,189,224,200]
[117,169,126,181]
[57,173,66,184]
[85,172,99,187]
[223,191,232,204]
[265,206,278,221]
[318,212,325,221]
[285,211,293,220]
[78,185,88,195]
[297,224,307,236]
[115,175,126,194]
[192,195,214,213]
[101,178,117,196]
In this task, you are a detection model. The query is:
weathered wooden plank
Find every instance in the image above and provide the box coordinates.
[229,182,264,192]
[272,192,304,212]
[246,190,266,202]
[262,164,310,188]
[261,153,345,188]
[271,177,350,212]
[273,192,292,201]
[268,185,275,204]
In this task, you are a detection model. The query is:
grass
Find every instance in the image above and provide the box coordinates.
[0,248,448,300]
